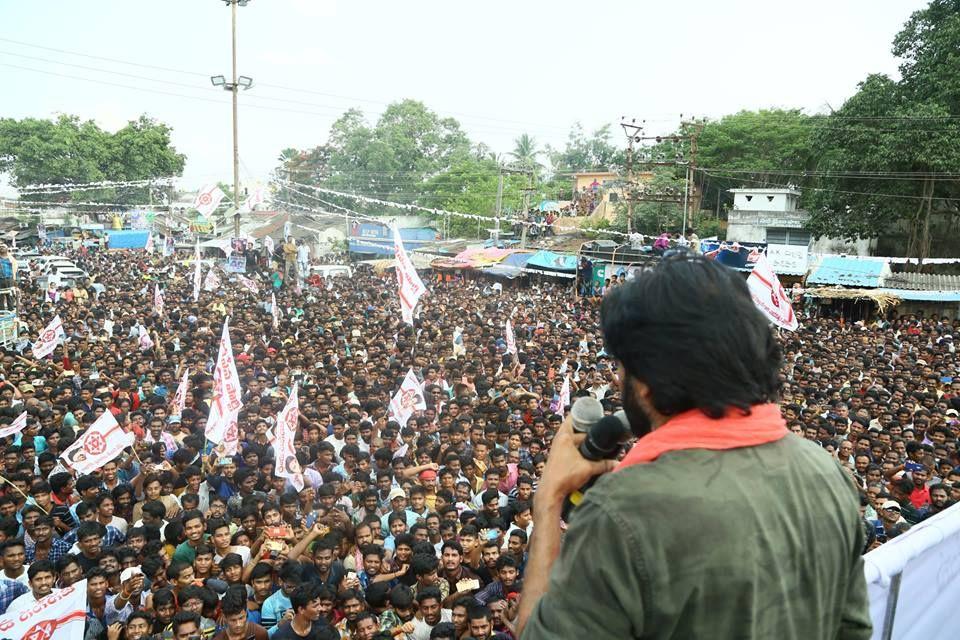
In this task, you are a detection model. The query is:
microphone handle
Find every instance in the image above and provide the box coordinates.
[561,475,601,522]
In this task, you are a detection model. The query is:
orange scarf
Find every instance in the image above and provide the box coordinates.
[616,403,788,470]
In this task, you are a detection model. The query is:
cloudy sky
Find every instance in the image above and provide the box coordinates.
[0,0,930,192]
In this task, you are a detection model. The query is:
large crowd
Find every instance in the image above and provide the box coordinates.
[0,239,955,640]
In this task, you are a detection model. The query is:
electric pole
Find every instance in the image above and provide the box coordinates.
[494,170,504,243]
[620,118,644,236]
[679,118,705,239]
[210,0,254,239]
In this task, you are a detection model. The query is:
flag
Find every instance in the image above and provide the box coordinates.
[154,284,164,316]
[193,184,226,217]
[389,368,427,426]
[172,370,189,416]
[264,235,275,257]
[237,274,259,293]
[163,235,175,257]
[60,412,135,474]
[747,253,799,331]
[505,319,517,355]
[274,384,303,491]
[0,411,28,438]
[452,326,465,358]
[558,359,568,375]
[0,578,87,640]
[193,258,202,302]
[32,315,65,359]
[144,232,154,253]
[204,265,221,291]
[271,292,279,330]
[206,319,243,455]
[239,186,266,213]
[138,326,154,352]
[393,225,426,325]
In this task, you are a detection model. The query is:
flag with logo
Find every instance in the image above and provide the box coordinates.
[239,186,266,213]
[163,235,175,257]
[271,292,279,330]
[0,578,87,640]
[389,368,427,426]
[138,326,154,352]
[237,274,259,293]
[551,375,571,414]
[144,232,154,253]
[393,225,426,325]
[204,265,221,292]
[747,253,799,331]
[206,319,243,455]
[505,319,517,355]
[32,315,65,360]
[171,370,189,416]
[60,412,135,474]
[274,383,303,491]
[193,184,226,217]
[263,235,275,258]
[0,411,28,438]
[154,284,164,316]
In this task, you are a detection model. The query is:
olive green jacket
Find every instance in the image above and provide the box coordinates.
[523,435,872,639]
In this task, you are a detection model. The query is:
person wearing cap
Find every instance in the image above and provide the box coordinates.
[873,500,911,543]
[380,488,419,537]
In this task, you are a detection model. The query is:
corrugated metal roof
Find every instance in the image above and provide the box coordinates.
[807,256,887,287]
[877,289,960,302]
[881,272,960,291]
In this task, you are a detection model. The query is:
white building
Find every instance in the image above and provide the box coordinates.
[726,187,874,274]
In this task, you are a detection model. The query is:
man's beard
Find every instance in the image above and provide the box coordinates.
[622,373,654,439]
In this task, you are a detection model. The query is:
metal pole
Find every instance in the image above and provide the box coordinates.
[880,572,902,640]
[681,163,690,238]
[626,137,634,235]
[231,0,241,239]
[494,170,504,243]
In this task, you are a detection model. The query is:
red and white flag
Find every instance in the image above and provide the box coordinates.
[239,186,266,213]
[747,253,799,331]
[555,375,571,414]
[274,383,303,491]
[0,578,87,640]
[0,411,28,438]
[204,265,221,291]
[271,292,279,330]
[389,368,427,426]
[237,274,259,293]
[60,411,135,474]
[138,326,154,352]
[171,370,189,416]
[32,315,65,360]
[263,235,275,257]
[192,240,202,302]
[206,319,243,455]
[505,319,517,355]
[193,184,226,217]
[144,232,154,253]
[393,225,426,325]
[154,283,164,316]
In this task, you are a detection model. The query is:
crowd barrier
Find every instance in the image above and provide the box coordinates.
[863,502,960,639]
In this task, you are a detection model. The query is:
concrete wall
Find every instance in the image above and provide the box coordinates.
[810,236,876,256]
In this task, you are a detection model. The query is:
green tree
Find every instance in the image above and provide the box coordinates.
[893,0,960,112]
[509,134,541,172]
[0,114,185,205]
[546,122,622,174]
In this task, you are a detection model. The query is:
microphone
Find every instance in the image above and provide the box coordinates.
[562,411,631,521]
[569,396,604,433]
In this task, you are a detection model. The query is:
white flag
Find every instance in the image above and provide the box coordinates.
[0,578,87,640]
[138,326,154,352]
[505,319,517,355]
[0,411,28,438]
[154,283,164,315]
[558,375,571,413]
[193,184,226,217]
[452,326,465,358]
[264,235,275,257]
[193,258,202,302]
[271,292,279,330]
[389,368,427,427]
[237,274,259,293]
[60,412,135,474]
[393,225,426,325]
[275,383,303,491]
[144,232,154,253]
[206,319,243,456]
[172,370,189,416]
[204,265,221,292]
[747,253,799,331]
[239,186,266,213]
[32,315,65,359]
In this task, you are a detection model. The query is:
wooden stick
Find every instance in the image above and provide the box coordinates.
[0,473,47,515]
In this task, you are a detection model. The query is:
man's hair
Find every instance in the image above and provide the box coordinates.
[416,586,442,605]
[220,585,249,616]
[601,253,781,418]
[28,559,55,580]
[170,611,201,636]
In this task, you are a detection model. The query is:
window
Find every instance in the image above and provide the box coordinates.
[766,228,810,246]
[745,195,753,202]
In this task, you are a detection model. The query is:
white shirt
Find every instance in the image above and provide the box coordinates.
[405,609,453,640]
[325,435,346,456]
[214,545,252,566]
[8,588,56,613]
[3,567,28,586]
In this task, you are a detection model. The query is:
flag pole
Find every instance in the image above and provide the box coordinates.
[0,473,47,515]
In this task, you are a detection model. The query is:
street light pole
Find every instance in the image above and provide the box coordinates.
[231,0,240,239]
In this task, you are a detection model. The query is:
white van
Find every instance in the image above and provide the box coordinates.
[309,265,353,278]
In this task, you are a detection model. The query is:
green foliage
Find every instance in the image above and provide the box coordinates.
[545,123,623,175]
[509,134,542,173]
[0,114,184,205]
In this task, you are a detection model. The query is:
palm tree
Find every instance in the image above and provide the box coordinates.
[509,134,541,170]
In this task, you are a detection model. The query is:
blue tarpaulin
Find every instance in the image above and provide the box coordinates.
[808,256,887,288]
[486,252,534,279]
[525,250,577,272]
[106,230,150,249]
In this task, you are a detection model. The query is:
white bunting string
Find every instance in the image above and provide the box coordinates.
[19,177,178,193]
